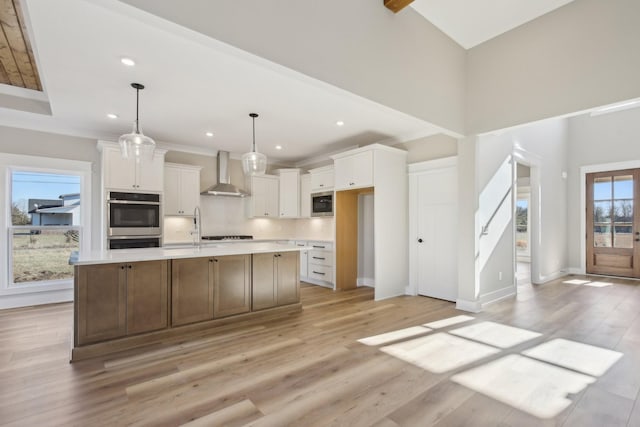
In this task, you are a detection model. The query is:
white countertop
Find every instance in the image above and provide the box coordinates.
[70,242,312,266]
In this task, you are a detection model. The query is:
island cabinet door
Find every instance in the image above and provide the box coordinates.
[171,257,214,326]
[76,264,126,346]
[252,253,277,310]
[126,260,169,335]
[277,252,300,305]
[213,255,251,318]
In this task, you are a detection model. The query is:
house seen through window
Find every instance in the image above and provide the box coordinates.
[10,171,81,286]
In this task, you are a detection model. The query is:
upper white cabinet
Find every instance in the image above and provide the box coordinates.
[333,150,373,190]
[299,174,311,218]
[276,169,300,218]
[246,174,279,218]
[99,142,166,192]
[164,163,202,216]
[310,166,334,192]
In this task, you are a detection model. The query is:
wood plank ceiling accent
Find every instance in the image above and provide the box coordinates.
[384,0,415,14]
[0,0,42,90]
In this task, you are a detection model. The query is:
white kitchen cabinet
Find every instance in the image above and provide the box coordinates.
[310,166,334,192]
[246,174,279,218]
[334,150,373,190]
[99,142,166,192]
[276,169,300,218]
[304,241,334,287]
[295,241,308,277]
[300,174,311,218]
[164,163,201,216]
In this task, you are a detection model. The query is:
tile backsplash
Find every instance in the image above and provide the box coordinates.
[163,196,334,243]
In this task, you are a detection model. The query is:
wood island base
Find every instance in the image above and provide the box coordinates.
[71,302,302,362]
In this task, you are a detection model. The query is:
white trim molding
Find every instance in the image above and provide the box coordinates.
[579,159,640,276]
[456,298,482,313]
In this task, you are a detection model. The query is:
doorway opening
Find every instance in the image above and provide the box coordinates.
[515,163,532,287]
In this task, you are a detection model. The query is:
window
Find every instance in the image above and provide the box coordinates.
[0,153,92,300]
[9,171,81,287]
[516,195,530,257]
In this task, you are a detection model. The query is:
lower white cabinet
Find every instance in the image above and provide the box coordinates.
[298,240,334,287]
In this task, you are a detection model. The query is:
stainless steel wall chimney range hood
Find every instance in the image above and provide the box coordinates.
[201,151,249,197]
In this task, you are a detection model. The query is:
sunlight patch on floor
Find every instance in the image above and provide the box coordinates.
[451,354,595,419]
[423,315,475,329]
[449,321,542,349]
[563,279,591,285]
[522,338,623,376]
[357,326,431,346]
[380,333,499,374]
[583,281,613,288]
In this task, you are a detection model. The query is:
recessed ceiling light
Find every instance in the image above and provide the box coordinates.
[120,57,135,67]
[107,113,118,119]
[205,132,214,137]
[275,145,282,150]
[336,121,345,126]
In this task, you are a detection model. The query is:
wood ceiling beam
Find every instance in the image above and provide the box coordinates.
[384,0,415,14]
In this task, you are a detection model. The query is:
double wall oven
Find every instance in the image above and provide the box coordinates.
[107,191,161,249]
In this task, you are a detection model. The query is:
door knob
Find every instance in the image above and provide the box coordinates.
[418,238,423,243]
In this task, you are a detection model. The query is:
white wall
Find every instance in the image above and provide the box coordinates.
[397,133,458,164]
[467,0,640,134]
[460,118,569,309]
[566,107,640,270]
[119,0,466,135]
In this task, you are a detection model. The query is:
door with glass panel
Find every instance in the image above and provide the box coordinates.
[586,170,640,277]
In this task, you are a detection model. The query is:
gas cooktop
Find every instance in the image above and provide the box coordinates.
[201,235,253,241]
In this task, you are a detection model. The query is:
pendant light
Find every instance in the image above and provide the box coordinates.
[118,83,156,162]
[241,113,267,176]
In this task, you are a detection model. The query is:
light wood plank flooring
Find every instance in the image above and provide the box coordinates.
[1,276,640,426]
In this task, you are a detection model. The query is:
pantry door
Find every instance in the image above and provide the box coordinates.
[586,169,640,278]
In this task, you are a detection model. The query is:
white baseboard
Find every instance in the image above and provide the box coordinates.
[0,289,73,310]
[534,269,569,285]
[301,277,333,288]
[357,277,375,288]
[567,267,584,275]
[455,298,482,313]
[480,286,516,306]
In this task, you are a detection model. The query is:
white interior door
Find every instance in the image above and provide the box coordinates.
[412,162,458,301]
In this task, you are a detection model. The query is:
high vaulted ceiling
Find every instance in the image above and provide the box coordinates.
[411,0,577,49]
[0,0,584,163]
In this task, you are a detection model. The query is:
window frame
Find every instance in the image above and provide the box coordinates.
[1,154,92,296]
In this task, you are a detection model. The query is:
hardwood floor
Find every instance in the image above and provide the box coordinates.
[1,276,639,426]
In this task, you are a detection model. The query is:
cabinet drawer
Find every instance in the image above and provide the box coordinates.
[308,241,333,250]
[309,250,332,266]
[308,264,333,283]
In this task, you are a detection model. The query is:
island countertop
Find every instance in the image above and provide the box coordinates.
[70,242,312,265]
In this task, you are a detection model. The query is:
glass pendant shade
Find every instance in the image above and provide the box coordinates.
[242,113,267,176]
[119,83,155,162]
[119,122,155,163]
[241,151,267,175]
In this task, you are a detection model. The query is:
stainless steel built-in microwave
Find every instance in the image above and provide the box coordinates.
[311,191,333,217]
[107,191,161,237]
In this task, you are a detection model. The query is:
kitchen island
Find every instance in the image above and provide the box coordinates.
[70,242,310,361]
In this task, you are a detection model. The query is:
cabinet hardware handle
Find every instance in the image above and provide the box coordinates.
[312,271,325,275]
[319,184,324,187]
[120,265,126,270]
[312,245,325,249]
[312,256,325,260]
[128,265,132,269]
[418,238,423,243]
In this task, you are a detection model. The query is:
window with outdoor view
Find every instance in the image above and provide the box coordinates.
[10,171,81,286]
